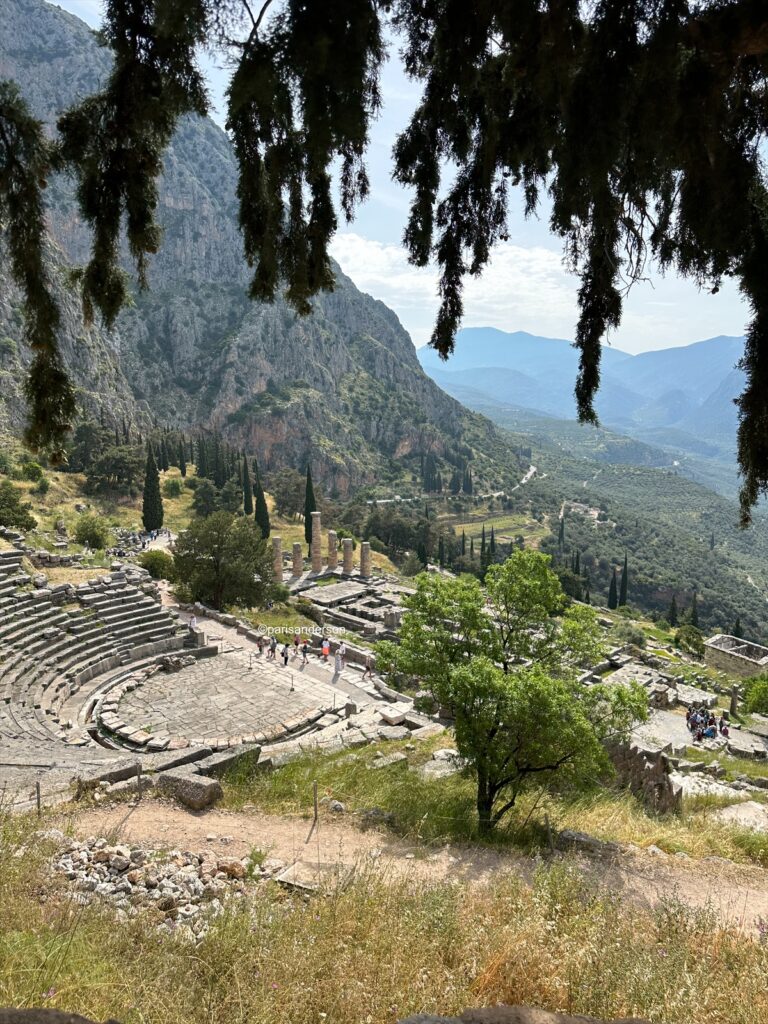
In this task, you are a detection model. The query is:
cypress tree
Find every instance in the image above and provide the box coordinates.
[253,460,270,539]
[489,525,496,555]
[158,438,169,472]
[142,445,164,532]
[607,568,618,610]
[470,537,475,559]
[438,536,445,566]
[584,573,591,605]
[304,465,317,547]
[417,540,428,566]
[668,594,679,627]
[690,591,699,627]
[242,453,254,516]
[710,531,715,551]
[732,617,742,639]
[196,437,207,478]
[619,552,628,606]
[178,441,187,478]
[461,530,466,556]
[481,524,486,558]
[574,549,580,575]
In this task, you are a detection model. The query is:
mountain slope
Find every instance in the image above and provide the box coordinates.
[0,0,523,493]
[418,327,746,490]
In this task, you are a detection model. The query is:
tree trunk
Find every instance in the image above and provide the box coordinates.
[476,775,495,836]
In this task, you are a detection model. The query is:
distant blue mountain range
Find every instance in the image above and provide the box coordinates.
[417,328,745,459]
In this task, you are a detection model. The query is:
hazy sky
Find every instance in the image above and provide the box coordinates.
[53,1,749,353]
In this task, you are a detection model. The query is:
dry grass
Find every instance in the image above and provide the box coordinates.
[1,807,768,1024]
[223,739,768,867]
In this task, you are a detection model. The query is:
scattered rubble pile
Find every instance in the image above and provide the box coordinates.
[49,831,286,942]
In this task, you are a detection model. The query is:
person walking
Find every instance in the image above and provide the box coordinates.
[269,636,277,661]
[293,633,300,658]
[282,644,290,667]
[321,636,330,663]
[363,651,374,680]
[338,642,347,669]
[301,641,309,665]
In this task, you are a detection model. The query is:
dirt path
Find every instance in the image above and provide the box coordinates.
[64,800,768,933]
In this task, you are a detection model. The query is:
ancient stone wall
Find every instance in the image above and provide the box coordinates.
[605,740,682,813]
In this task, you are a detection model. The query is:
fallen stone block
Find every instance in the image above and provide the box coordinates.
[377,725,410,741]
[369,752,408,770]
[379,702,411,726]
[195,744,262,778]
[146,746,213,773]
[156,770,223,811]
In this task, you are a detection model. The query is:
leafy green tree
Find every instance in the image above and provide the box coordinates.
[220,477,243,514]
[304,465,317,547]
[444,658,645,834]
[173,511,275,611]
[85,445,144,494]
[192,478,219,518]
[619,553,628,606]
[74,513,110,549]
[676,624,704,658]
[141,446,163,532]
[607,568,618,610]
[242,454,254,516]
[0,480,35,531]
[271,467,303,519]
[138,549,176,581]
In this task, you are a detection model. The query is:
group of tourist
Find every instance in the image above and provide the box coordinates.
[687,706,730,741]
[249,632,375,677]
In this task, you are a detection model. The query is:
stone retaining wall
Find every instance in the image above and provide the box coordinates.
[605,740,682,813]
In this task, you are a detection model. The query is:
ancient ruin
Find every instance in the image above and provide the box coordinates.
[704,633,768,677]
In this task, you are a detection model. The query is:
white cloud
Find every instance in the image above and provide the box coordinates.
[330,231,749,352]
[329,232,579,347]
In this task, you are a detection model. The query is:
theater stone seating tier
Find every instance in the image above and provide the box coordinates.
[0,568,186,756]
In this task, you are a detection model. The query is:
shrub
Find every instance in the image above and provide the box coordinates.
[0,480,35,531]
[20,461,43,482]
[367,535,387,554]
[34,476,50,496]
[184,476,198,490]
[74,513,110,550]
[611,620,646,648]
[297,597,324,626]
[163,477,183,498]
[138,549,176,581]
[743,674,768,715]
[676,624,705,658]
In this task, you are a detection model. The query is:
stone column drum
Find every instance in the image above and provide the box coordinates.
[311,511,323,573]
[327,530,338,570]
[342,537,354,575]
[360,541,372,578]
[292,542,303,577]
[272,536,283,581]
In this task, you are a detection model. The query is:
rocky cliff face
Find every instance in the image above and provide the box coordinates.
[0,0,519,491]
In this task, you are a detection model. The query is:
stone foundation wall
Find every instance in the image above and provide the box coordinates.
[605,740,682,813]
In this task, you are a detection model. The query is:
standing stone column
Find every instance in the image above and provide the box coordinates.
[272,536,283,581]
[730,684,740,718]
[342,537,354,575]
[327,530,338,570]
[292,542,303,577]
[360,541,372,578]
[311,511,323,573]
